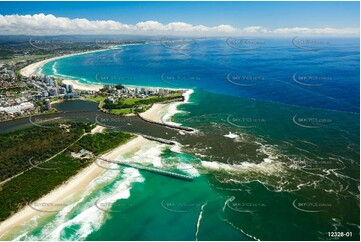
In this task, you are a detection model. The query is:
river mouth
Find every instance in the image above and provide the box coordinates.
[2,41,360,240]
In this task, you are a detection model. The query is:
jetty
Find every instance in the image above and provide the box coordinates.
[98,157,193,181]
[141,134,176,145]
[137,113,195,132]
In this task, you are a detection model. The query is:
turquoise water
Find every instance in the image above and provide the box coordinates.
[9,39,359,240]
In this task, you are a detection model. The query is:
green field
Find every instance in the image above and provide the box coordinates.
[103,94,183,115]
[1,54,52,63]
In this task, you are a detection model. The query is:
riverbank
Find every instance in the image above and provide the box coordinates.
[0,134,149,239]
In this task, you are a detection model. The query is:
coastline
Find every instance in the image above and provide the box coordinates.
[61,79,191,92]
[0,133,149,239]
[19,48,113,78]
[1,46,196,238]
[0,87,194,238]
[139,89,194,124]
[20,48,192,93]
[62,79,103,91]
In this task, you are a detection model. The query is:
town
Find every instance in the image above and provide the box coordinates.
[0,37,180,121]
[0,64,182,121]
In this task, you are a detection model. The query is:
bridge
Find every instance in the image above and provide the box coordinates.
[98,157,193,181]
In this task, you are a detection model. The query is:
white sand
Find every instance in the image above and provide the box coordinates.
[139,103,169,123]
[0,135,148,239]
[91,125,105,134]
[20,49,109,78]
[62,79,102,91]
[20,49,111,92]
[139,89,194,124]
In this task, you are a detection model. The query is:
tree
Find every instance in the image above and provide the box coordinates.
[115,84,124,90]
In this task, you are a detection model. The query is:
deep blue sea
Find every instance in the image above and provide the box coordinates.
[43,38,359,113]
[11,38,358,241]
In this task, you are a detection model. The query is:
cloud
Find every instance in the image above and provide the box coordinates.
[0,13,358,36]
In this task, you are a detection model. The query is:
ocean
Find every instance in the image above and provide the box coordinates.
[8,38,360,240]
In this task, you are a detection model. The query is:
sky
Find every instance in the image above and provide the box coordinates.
[0,1,359,36]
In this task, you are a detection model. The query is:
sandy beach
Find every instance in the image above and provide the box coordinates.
[20,49,196,95]
[2,48,196,238]
[139,89,194,124]
[0,130,148,239]
[19,49,111,92]
[139,103,169,123]
[62,79,103,91]
[20,49,110,78]
[0,88,194,238]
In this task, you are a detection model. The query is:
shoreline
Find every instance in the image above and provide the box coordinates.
[62,79,190,92]
[19,48,114,78]
[139,89,194,124]
[0,133,149,239]
[20,47,192,93]
[1,46,195,239]
[0,88,194,238]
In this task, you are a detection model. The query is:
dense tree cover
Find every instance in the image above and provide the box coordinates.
[115,84,125,90]
[0,153,87,221]
[0,122,93,182]
[73,131,134,156]
[0,127,134,221]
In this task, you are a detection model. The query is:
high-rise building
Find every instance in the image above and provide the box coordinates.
[59,87,66,94]
[49,88,58,96]
[44,99,51,110]
[68,84,74,93]
[42,90,49,97]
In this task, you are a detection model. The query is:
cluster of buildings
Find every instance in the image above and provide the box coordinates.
[101,85,171,103]
[0,68,33,121]
[31,75,78,100]
[0,67,81,121]
[0,101,35,121]
[0,68,16,80]
[0,61,176,122]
